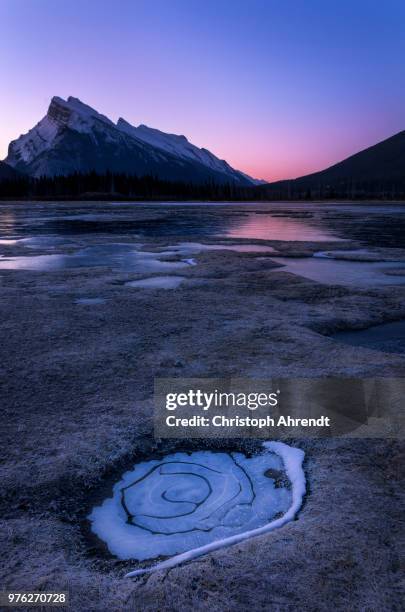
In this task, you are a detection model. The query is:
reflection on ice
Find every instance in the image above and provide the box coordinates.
[0,238,21,245]
[224,214,341,242]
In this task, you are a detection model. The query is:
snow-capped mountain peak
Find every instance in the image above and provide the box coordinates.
[6,96,117,167]
[5,95,264,184]
[47,96,114,129]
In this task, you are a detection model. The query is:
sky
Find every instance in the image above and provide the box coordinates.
[1,0,405,181]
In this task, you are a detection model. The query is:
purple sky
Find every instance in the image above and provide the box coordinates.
[1,0,404,181]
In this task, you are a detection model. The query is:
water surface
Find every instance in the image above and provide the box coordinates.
[0,202,342,241]
[332,320,405,353]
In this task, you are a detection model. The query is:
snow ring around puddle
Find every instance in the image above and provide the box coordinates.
[88,441,305,576]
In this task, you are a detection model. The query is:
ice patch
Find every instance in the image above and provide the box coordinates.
[0,245,190,273]
[88,441,305,576]
[272,256,405,286]
[0,254,64,271]
[313,249,394,262]
[21,236,79,249]
[166,242,277,255]
[74,297,106,305]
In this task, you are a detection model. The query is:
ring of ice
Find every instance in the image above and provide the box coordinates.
[88,441,305,577]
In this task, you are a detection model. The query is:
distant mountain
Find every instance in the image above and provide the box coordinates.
[260,131,405,198]
[0,161,21,180]
[4,96,260,185]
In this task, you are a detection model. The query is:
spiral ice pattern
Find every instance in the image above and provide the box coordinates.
[89,447,298,564]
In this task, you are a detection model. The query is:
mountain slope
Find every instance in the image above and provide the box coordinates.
[117,119,263,184]
[260,131,405,197]
[5,97,258,185]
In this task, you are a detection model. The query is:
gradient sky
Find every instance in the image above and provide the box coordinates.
[1,0,405,181]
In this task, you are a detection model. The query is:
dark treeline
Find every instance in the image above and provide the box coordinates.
[0,171,261,201]
[261,179,405,201]
[1,170,405,201]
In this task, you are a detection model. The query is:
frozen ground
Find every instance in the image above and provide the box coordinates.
[0,202,404,611]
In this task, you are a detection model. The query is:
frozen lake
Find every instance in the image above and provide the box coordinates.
[1,202,405,289]
[0,201,343,241]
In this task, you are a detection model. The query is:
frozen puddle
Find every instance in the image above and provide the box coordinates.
[89,441,305,576]
[271,256,405,286]
[0,244,191,273]
[0,241,277,281]
[125,276,186,289]
[75,297,106,305]
[0,240,276,273]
